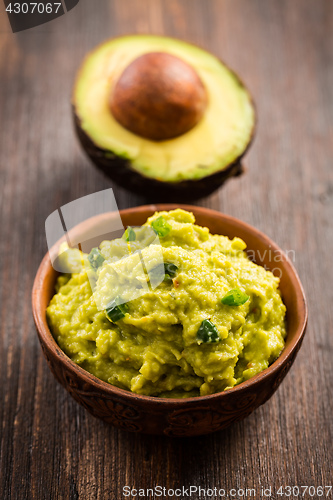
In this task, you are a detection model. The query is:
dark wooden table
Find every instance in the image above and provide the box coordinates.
[1,1,332,498]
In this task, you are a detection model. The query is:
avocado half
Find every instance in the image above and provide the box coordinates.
[73,35,256,200]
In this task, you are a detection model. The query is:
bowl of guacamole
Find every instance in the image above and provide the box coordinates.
[32,205,307,435]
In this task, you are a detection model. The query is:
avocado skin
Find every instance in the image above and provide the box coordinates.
[74,111,253,202]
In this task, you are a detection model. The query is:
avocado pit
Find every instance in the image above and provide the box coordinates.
[109,52,208,141]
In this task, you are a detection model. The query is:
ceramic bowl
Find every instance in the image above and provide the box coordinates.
[32,204,307,436]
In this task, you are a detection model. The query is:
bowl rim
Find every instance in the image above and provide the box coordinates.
[32,204,308,406]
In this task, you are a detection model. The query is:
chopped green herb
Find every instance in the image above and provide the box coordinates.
[150,262,178,283]
[221,289,249,306]
[88,248,105,270]
[163,262,178,281]
[197,319,220,343]
[105,297,129,322]
[151,216,171,238]
[123,226,136,242]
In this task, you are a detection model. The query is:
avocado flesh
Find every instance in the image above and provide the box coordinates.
[74,35,255,184]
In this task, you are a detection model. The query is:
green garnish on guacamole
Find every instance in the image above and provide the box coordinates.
[221,289,249,306]
[87,247,105,270]
[197,319,220,344]
[47,209,286,398]
[123,226,136,242]
[151,216,171,238]
[105,297,129,323]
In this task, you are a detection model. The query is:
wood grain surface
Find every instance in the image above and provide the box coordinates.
[0,0,332,499]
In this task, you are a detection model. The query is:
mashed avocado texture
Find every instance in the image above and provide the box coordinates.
[47,209,286,398]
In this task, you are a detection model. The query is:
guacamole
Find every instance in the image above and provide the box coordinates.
[47,209,286,398]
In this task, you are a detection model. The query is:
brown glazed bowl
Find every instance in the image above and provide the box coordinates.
[32,205,307,436]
